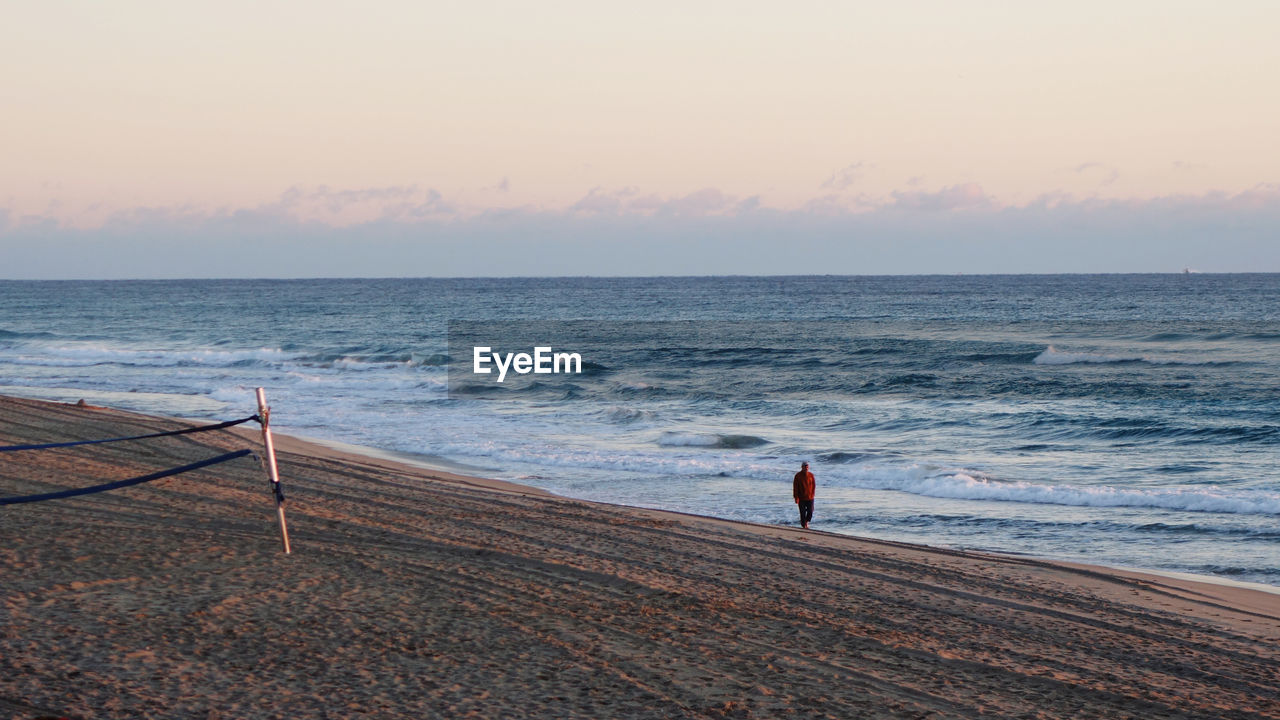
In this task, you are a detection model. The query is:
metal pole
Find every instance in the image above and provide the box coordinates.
[255,387,292,554]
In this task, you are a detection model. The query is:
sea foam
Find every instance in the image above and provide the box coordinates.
[828,463,1280,516]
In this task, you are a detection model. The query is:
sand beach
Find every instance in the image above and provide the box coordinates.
[2,394,1279,719]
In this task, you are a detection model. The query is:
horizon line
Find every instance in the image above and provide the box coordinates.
[1,271,1271,283]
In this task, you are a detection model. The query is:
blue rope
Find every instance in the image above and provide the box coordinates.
[0,415,260,453]
[0,449,254,505]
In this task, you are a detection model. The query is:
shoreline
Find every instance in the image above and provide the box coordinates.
[2,371,1276,592]
[176,404,1280,600]
[3,394,1280,717]
[14,389,1280,600]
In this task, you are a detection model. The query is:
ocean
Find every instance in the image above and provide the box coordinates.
[2,275,1277,585]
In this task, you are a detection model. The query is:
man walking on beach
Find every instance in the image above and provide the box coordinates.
[793,462,816,529]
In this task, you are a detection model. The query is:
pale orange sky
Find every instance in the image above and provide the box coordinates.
[2,0,1279,227]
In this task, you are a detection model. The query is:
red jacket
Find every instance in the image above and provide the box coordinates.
[793,469,815,502]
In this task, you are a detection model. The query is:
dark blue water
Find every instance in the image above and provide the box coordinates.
[2,275,1277,584]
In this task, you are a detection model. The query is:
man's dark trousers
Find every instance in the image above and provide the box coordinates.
[798,499,814,526]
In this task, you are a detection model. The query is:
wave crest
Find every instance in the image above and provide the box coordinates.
[1032,345,1238,367]
[1033,346,1143,365]
[835,463,1280,515]
[657,432,770,449]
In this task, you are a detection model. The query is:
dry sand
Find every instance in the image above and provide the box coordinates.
[2,394,1279,719]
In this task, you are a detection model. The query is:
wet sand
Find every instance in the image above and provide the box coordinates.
[2,394,1279,719]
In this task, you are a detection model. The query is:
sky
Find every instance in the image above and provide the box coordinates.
[2,0,1279,277]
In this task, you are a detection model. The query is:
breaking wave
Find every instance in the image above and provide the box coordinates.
[1032,345,1239,367]
[830,463,1280,516]
[1033,346,1144,365]
[657,432,770,449]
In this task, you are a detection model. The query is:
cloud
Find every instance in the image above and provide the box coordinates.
[735,195,762,214]
[820,162,867,191]
[5,185,1280,278]
[29,185,460,236]
[887,182,993,212]
[801,192,879,215]
[569,186,634,214]
[1072,162,1120,186]
[257,189,456,226]
[625,193,666,213]
[482,176,511,193]
[278,184,420,211]
[657,188,733,216]
[263,185,455,224]
[570,187,734,216]
[390,189,454,220]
